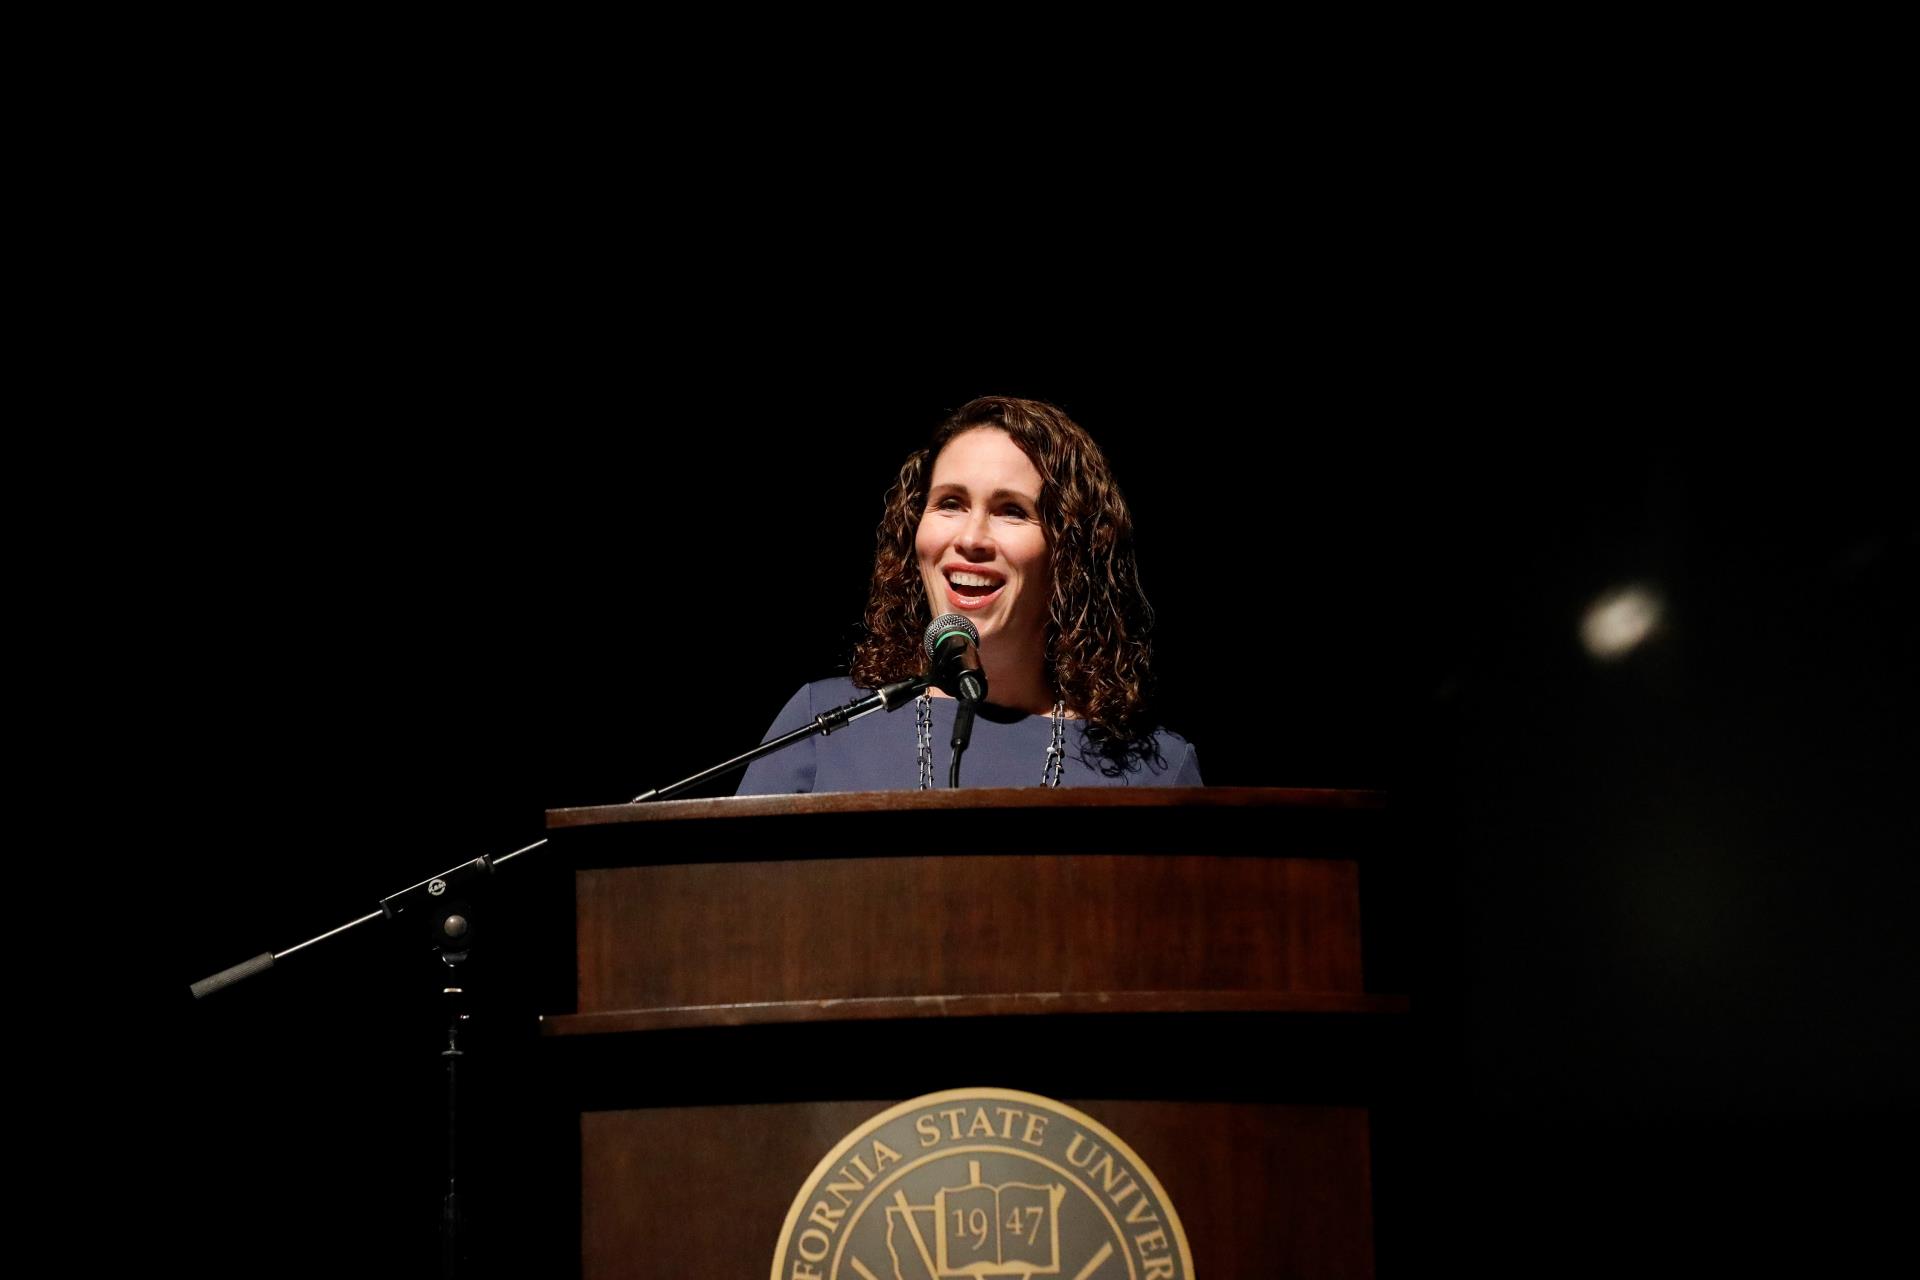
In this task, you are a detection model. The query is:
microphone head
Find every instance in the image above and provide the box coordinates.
[923,614,980,661]
[924,614,986,702]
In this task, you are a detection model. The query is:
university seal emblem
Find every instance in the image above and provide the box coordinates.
[772,1087,1193,1280]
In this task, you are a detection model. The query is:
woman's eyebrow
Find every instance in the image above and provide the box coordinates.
[928,483,1038,504]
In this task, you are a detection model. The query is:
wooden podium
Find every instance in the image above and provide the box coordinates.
[540,788,1401,1278]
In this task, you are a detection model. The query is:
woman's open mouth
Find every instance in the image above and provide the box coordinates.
[943,569,1006,609]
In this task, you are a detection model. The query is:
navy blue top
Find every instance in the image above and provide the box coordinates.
[734,677,1203,795]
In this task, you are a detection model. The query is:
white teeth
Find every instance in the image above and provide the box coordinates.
[950,572,1003,589]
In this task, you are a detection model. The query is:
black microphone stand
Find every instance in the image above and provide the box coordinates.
[187,675,930,999]
[922,615,986,789]
[187,675,929,1276]
[433,891,476,1278]
[191,849,526,1279]
[950,696,979,788]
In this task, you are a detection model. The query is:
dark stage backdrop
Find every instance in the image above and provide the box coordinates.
[148,342,1911,1276]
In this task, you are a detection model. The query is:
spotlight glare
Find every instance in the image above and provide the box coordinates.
[1581,585,1663,661]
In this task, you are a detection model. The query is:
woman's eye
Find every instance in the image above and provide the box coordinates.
[999,506,1031,520]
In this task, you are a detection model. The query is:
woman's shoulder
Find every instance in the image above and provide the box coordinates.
[739,677,870,796]
[753,677,871,739]
[801,676,863,701]
[768,676,862,710]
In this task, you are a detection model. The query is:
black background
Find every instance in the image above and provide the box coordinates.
[115,170,1912,1275]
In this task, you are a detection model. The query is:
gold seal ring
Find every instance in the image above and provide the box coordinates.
[771,1087,1193,1280]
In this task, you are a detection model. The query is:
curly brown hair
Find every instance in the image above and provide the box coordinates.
[850,396,1160,761]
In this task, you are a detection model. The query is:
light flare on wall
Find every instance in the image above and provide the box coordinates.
[1581,584,1664,660]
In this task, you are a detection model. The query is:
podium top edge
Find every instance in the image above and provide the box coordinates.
[547,786,1386,829]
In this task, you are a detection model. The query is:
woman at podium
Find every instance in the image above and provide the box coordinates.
[737,396,1201,794]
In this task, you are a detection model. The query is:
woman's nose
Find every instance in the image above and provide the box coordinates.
[954,510,996,559]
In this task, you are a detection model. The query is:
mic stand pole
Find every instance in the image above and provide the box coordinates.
[436,899,474,1280]
[188,676,927,995]
[187,676,927,1276]
[949,696,979,789]
[187,676,931,999]
[190,848,518,1279]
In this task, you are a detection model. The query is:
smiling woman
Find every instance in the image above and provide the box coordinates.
[736,396,1201,793]
[915,427,1054,713]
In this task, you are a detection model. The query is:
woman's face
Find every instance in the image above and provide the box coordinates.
[915,427,1051,654]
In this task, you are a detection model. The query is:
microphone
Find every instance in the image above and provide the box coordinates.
[923,614,988,703]
[924,614,986,785]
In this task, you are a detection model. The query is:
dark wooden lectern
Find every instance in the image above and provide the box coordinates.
[542,787,1401,1278]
